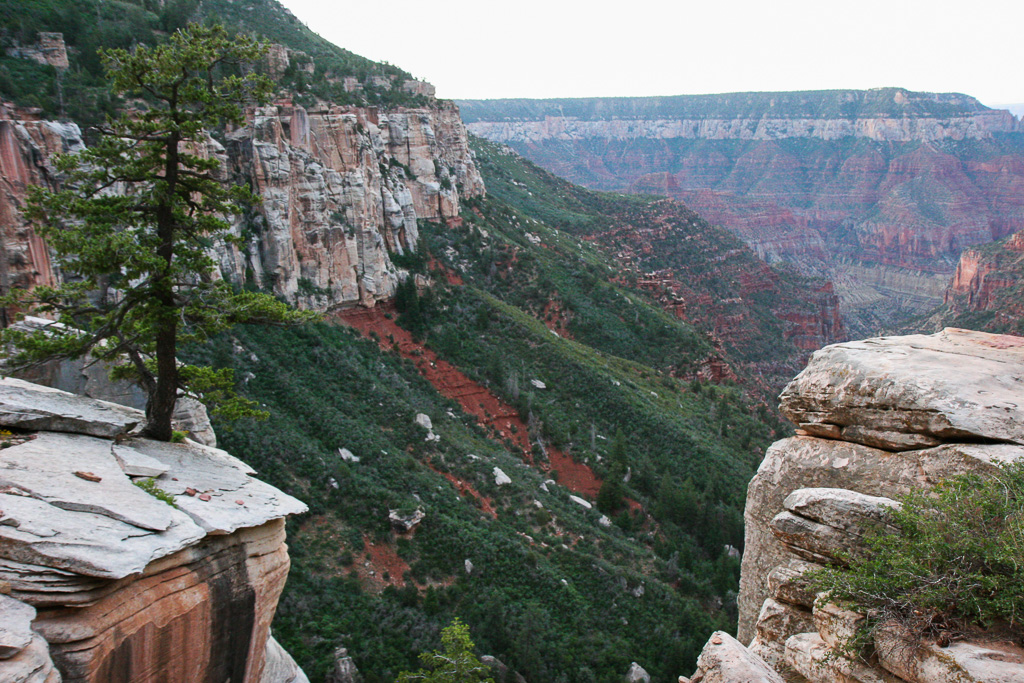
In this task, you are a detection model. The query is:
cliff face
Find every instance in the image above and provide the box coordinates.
[460,89,1024,333]
[0,99,485,313]
[0,377,308,683]
[0,103,82,300]
[936,230,1024,331]
[681,328,1024,683]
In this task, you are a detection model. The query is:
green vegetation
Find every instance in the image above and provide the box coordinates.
[133,477,178,507]
[396,619,494,683]
[0,0,427,121]
[185,320,736,682]
[5,24,317,440]
[811,461,1024,651]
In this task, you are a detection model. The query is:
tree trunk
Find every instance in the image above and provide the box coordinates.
[142,315,178,441]
[142,128,180,441]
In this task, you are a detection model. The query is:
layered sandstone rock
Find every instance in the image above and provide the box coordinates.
[215,101,483,310]
[0,378,308,683]
[0,98,484,315]
[461,90,1024,331]
[940,229,1024,330]
[685,328,1024,683]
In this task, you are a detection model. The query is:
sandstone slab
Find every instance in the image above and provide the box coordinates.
[0,377,141,438]
[128,440,306,535]
[0,432,172,531]
[0,489,203,580]
[780,329,1024,449]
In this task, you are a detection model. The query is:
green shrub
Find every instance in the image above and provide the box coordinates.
[811,461,1024,647]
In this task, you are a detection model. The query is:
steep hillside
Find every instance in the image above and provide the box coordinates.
[460,90,1024,335]
[469,138,844,391]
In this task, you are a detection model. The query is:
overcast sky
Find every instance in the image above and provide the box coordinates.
[277,0,1024,110]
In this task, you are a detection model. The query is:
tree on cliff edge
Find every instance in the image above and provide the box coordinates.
[3,24,318,441]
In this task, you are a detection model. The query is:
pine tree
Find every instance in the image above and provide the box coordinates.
[4,24,319,440]
[395,619,495,683]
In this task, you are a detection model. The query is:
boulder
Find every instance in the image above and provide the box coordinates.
[326,647,363,683]
[782,488,900,533]
[388,508,425,533]
[0,630,61,683]
[687,631,785,683]
[493,467,511,486]
[766,559,820,608]
[770,489,898,564]
[624,661,650,683]
[414,413,433,431]
[779,329,1024,450]
[0,377,141,438]
[813,601,865,652]
[569,495,592,509]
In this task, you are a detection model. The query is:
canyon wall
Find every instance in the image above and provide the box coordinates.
[460,89,1024,333]
[0,377,308,683]
[935,229,1024,332]
[0,98,485,313]
[681,328,1024,683]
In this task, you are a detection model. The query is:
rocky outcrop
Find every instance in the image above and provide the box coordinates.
[214,101,484,310]
[461,90,1024,332]
[683,327,1024,683]
[5,33,69,70]
[0,377,309,683]
[0,98,484,315]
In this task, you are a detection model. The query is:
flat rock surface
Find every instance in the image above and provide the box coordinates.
[0,376,142,438]
[131,439,306,534]
[0,488,203,580]
[780,328,1024,449]
[0,432,172,531]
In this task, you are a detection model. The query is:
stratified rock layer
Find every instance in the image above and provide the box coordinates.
[0,99,484,314]
[684,328,1024,682]
[0,378,309,683]
[460,89,1024,332]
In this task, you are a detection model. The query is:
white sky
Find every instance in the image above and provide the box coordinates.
[277,0,1024,109]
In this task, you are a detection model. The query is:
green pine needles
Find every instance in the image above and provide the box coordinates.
[4,23,318,440]
[812,460,1024,648]
[395,619,495,683]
